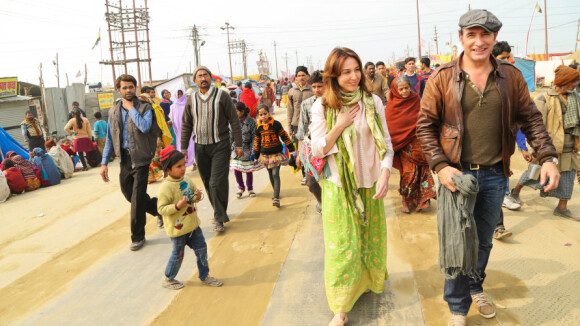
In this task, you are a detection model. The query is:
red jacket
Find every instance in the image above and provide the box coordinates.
[3,167,27,193]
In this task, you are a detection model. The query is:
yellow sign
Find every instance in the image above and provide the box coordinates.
[97,92,115,109]
[0,77,17,98]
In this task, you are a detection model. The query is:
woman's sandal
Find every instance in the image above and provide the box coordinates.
[248,191,256,198]
[161,279,184,290]
[235,190,244,199]
[201,276,223,287]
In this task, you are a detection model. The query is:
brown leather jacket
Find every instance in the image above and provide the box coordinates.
[416,53,557,177]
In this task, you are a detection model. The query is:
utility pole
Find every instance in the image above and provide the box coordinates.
[283,52,289,78]
[38,63,49,135]
[66,73,69,86]
[221,22,235,83]
[54,53,60,88]
[576,19,580,52]
[433,25,439,55]
[544,0,549,59]
[191,25,203,66]
[84,64,88,86]
[295,50,299,66]
[273,41,279,79]
[416,0,422,58]
[405,44,411,57]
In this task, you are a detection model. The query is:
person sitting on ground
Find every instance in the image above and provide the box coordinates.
[29,147,61,187]
[2,159,27,194]
[64,109,95,171]
[60,138,79,168]
[45,139,74,179]
[157,145,223,290]
[0,171,10,203]
[239,82,258,118]
[4,151,41,191]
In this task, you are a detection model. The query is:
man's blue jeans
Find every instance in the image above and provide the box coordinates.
[164,227,209,282]
[443,163,507,315]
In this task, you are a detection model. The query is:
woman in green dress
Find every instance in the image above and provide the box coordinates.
[310,47,394,326]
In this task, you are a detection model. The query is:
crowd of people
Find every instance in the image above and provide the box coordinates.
[4,7,580,326]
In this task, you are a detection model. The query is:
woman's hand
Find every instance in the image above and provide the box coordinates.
[335,104,360,129]
[373,168,390,199]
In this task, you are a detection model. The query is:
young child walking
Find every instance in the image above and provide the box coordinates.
[230,102,262,199]
[254,104,295,207]
[157,145,223,290]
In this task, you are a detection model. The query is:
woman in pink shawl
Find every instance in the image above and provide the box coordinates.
[169,89,197,170]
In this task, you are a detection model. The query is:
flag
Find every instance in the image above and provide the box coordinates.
[534,3,542,13]
[91,28,101,50]
[75,70,81,78]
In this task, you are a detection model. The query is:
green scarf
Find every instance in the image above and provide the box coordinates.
[325,87,388,223]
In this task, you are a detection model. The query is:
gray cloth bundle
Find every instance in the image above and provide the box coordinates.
[437,174,480,280]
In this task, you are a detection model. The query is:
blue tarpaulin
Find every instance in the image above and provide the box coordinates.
[0,125,29,160]
[514,58,536,92]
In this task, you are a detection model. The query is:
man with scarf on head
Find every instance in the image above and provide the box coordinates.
[416,9,559,326]
[181,66,243,232]
[288,66,314,185]
[20,111,45,152]
[509,65,580,221]
[100,74,162,251]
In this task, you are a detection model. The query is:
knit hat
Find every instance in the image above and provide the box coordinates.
[193,66,212,79]
[159,145,185,171]
[554,65,580,87]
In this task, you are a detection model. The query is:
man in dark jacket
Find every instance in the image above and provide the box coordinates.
[416,9,560,326]
[100,74,160,251]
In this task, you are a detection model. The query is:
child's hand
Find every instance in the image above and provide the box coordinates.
[176,196,188,209]
[193,189,202,202]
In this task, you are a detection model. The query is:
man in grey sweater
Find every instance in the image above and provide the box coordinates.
[181,66,243,232]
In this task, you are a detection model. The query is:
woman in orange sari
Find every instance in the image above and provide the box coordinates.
[386,76,436,213]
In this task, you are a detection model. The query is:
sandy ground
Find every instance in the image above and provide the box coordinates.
[0,106,579,325]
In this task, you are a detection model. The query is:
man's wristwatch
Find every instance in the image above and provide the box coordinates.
[544,157,558,165]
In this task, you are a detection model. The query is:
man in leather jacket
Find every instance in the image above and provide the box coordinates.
[416,9,560,326]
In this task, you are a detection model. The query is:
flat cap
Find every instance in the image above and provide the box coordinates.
[459,9,502,33]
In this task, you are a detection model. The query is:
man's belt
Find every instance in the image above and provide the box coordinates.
[461,161,502,171]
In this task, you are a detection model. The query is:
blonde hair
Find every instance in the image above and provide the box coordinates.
[321,47,373,110]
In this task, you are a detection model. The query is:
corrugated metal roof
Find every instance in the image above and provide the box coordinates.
[0,95,33,103]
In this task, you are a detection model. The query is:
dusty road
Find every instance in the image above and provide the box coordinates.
[0,107,579,326]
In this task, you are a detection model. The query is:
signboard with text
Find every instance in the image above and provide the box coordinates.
[97,92,115,109]
[0,77,18,98]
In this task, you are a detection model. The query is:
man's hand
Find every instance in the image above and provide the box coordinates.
[522,150,534,163]
[540,162,560,192]
[121,98,134,111]
[182,150,188,162]
[235,148,244,158]
[176,196,188,209]
[288,128,294,136]
[100,164,109,182]
[373,168,391,199]
[437,166,463,192]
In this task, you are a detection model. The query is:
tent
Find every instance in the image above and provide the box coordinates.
[0,125,29,160]
[565,49,580,63]
[514,58,536,92]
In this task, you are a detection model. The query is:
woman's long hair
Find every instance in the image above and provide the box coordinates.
[73,109,83,129]
[321,47,373,110]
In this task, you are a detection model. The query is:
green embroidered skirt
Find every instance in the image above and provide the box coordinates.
[321,179,388,314]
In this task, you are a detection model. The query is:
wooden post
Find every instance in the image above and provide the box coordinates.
[84,64,88,86]
[38,63,50,136]
[66,73,69,86]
